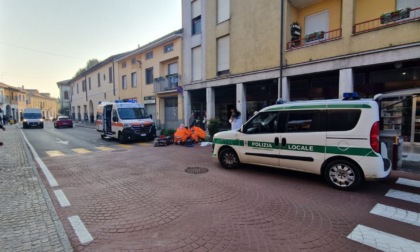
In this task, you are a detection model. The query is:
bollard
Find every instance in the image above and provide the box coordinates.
[391,136,399,170]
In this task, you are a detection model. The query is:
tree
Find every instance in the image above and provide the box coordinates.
[73,59,100,77]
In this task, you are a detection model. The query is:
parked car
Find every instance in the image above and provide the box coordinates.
[54,116,73,128]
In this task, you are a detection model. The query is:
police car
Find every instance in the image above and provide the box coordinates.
[212,93,391,190]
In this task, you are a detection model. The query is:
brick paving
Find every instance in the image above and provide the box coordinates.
[0,125,72,252]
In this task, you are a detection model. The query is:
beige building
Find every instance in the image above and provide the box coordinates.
[69,52,131,122]
[0,82,59,122]
[182,0,420,143]
[116,29,183,129]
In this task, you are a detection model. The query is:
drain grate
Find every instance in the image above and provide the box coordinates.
[185,167,209,174]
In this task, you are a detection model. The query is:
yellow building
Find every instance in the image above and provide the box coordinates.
[0,83,59,122]
[25,89,60,120]
[182,0,420,143]
[116,29,183,129]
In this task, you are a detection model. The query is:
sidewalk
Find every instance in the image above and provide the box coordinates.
[0,125,72,252]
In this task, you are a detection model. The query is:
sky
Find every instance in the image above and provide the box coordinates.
[0,0,182,98]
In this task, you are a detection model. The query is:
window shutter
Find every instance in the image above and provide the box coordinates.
[192,0,201,18]
[397,0,420,18]
[304,11,329,35]
[217,36,230,72]
[168,63,178,75]
[192,46,202,81]
[217,0,230,23]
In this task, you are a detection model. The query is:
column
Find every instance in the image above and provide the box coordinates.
[183,90,191,126]
[206,87,215,119]
[281,77,290,101]
[236,83,246,126]
[339,68,354,98]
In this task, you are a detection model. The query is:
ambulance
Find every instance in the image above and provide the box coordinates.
[212,93,392,190]
[96,100,156,143]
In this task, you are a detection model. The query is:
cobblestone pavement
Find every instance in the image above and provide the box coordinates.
[0,125,72,252]
[40,138,420,251]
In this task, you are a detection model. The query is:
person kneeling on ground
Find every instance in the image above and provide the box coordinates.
[174,124,192,144]
[190,125,206,142]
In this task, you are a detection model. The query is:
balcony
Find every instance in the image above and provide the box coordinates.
[353,7,420,34]
[153,74,180,93]
[287,28,342,50]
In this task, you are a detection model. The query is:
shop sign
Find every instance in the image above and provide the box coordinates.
[144,96,156,104]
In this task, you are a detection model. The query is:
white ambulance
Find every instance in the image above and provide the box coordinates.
[96,100,156,143]
[212,93,392,190]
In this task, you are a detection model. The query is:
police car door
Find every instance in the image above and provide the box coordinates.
[279,110,326,173]
[240,111,281,167]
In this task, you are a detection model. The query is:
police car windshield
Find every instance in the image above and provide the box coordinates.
[118,108,149,120]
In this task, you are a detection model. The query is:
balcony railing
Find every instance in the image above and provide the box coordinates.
[287,28,342,50]
[153,74,180,93]
[353,7,420,34]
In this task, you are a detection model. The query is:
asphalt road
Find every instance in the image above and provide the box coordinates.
[21,122,420,251]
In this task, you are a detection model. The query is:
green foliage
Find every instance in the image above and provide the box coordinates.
[161,128,176,136]
[208,118,221,138]
[74,59,100,77]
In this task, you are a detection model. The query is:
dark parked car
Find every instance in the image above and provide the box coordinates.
[54,116,73,128]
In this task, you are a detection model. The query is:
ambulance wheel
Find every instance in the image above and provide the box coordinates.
[219,148,240,169]
[324,160,362,190]
[118,132,126,144]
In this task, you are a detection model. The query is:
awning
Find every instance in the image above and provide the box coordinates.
[374,88,420,101]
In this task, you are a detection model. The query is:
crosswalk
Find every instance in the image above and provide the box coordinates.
[44,142,153,157]
[347,177,420,251]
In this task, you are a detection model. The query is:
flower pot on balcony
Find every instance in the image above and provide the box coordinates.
[304,31,325,43]
[380,8,411,24]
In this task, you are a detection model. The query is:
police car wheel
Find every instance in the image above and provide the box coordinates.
[324,160,362,190]
[219,148,239,169]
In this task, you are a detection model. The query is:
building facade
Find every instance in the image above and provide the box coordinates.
[182,0,420,144]
[56,80,72,116]
[0,82,59,122]
[69,52,130,123]
[116,29,183,130]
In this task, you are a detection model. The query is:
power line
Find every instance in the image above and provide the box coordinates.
[0,41,82,60]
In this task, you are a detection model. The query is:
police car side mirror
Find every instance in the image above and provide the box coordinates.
[149,114,153,119]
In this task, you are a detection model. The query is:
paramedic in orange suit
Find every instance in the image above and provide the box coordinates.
[191,125,206,142]
[174,124,192,143]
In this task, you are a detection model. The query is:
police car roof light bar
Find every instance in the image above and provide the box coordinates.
[343,92,360,100]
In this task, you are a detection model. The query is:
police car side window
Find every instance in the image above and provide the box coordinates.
[244,112,278,134]
[285,110,322,133]
[327,109,361,131]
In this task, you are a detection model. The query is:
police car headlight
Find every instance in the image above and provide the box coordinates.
[23,119,27,122]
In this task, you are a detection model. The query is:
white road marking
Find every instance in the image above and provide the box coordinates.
[370,203,420,227]
[385,189,420,204]
[68,216,93,245]
[56,138,69,145]
[20,130,59,187]
[347,224,420,251]
[396,178,420,189]
[54,189,71,207]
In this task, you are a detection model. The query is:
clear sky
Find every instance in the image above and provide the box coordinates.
[0,0,182,98]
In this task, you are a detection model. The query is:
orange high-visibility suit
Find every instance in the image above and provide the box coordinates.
[191,126,206,142]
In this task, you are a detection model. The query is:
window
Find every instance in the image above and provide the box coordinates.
[131,72,137,88]
[82,80,86,92]
[109,67,113,83]
[327,110,361,131]
[304,11,329,40]
[122,75,127,89]
[285,110,323,133]
[244,112,279,134]
[192,46,202,81]
[164,43,174,53]
[192,15,202,35]
[64,91,69,100]
[77,83,79,94]
[146,68,153,84]
[98,73,101,87]
[88,77,91,90]
[146,51,153,59]
[217,0,230,23]
[131,58,137,65]
[122,62,127,68]
[217,36,230,75]
[397,0,420,18]
[168,63,178,75]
